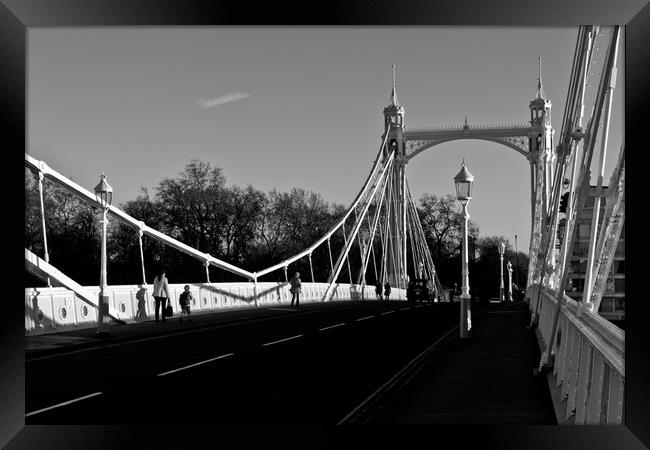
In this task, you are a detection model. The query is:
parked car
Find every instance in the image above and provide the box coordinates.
[406,278,435,303]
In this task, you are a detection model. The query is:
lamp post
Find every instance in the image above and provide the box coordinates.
[507,261,513,302]
[94,173,113,336]
[499,241,505,302]
[453,159,475,338]
[514,234,519,290]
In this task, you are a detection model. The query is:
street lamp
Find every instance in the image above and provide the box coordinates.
[514,234,519,292]
[507,261,513,302]
[453,159,475,338]
[499,241,506,302]
[94,172,113,336]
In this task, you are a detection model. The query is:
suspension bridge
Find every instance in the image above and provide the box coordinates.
[23,26,626,427]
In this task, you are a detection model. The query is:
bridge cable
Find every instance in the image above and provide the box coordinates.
[322,152,395,301]
[36,170,52,287]
[255,125,393,280]
[365,213,378,282]
[358,158,393,287]
[327,238,334,278]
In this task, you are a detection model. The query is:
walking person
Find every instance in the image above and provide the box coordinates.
[135,284,148,321]
[290,272,302,307]
[178,284,192,323]
[375,281,383,301]
[384,282,391,301]
[153,269,170,323]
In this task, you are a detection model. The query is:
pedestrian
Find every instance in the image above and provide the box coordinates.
[290,272,302,307]
[384,282,391,301]
[153,269,170,323]
[135,284,148,321]
[375,281,383,301]
[178,284,192,323]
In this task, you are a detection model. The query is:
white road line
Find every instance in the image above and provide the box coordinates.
[157,353,235,377]
[355,315,374,322]
[319,323,346,331]
[266,308,298,312]
[262,334,303,346]
[381,310,395,315]
[415,305,424,308]
[25,392,102,417]
[26,307,339,363]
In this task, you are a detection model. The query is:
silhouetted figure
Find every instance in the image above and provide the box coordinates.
[135,284,148,321]
[153,269,170,323]
[290,272,302,307]
[179,284,192,323]
[375,281,383,301]
[384,282,391,301]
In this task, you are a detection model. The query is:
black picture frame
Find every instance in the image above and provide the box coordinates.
[3,0,648,448]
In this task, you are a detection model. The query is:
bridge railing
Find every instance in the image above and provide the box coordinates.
[529,284,624,425]
[25,282,407,335]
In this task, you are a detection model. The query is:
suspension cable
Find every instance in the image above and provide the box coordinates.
[359,158,393,287]
[323,152,395,300]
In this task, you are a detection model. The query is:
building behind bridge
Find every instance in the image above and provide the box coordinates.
[559,185,625,327]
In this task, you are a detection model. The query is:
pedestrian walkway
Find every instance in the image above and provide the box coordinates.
[371,300,558,424]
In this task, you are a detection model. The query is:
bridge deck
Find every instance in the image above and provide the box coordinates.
[371,301,558,424]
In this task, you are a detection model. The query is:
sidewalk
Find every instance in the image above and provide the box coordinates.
[370,301,558,424]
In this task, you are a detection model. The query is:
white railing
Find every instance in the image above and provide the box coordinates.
[405,123,529,133]
[529,285,624,424]
[25,283,406,335]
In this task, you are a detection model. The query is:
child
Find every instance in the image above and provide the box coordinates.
[135,284,148,321]
[179,285,193,323]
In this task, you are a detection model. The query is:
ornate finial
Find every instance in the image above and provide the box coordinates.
[462,157,466,166]
[389,64,399,107]
[536,57,545,100]
[464,116,468,126]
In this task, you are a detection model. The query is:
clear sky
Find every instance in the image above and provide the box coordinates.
[27,27,624,254]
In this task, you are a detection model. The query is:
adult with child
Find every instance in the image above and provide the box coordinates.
[153,269,170,323]
[290,272,302,307]
[178,285,193,323]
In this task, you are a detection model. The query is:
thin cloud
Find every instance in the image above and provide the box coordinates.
[197,92,251,109]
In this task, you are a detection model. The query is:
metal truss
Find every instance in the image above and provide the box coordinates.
[531,25,622,370]
[404,123,532,161]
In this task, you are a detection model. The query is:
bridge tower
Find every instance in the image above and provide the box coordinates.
[527,58,556,287]
[528,57,555,221]
[381,65,407,289]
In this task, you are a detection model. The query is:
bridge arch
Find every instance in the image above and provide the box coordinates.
[405,136,530,163]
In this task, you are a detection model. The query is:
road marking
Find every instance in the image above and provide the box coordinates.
[319,323,346,331]
[338,324,460,425]
[415,305,424,308]
[267,308,298,312]
[25,392,102,417]
[157,353,235,377]
[381,311,395,315]
[355,315,374,322]
[26,305,365,363]
[262,334,303,346]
